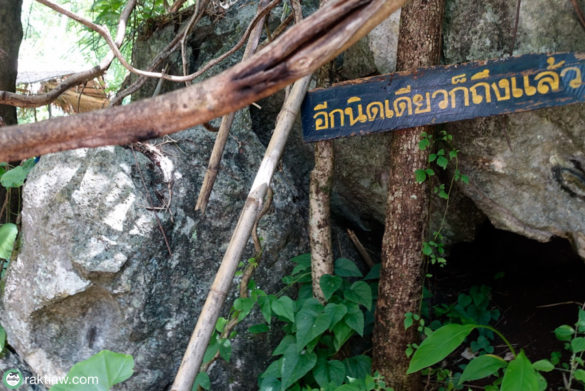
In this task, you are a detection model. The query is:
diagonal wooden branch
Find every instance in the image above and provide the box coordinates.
[0,0,136,108]
[195,0,271,214]
[0,0,406,163]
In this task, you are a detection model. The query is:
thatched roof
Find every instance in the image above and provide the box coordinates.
[16,70,109,114]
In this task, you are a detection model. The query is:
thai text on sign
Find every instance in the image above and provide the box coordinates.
[301,52,585,142]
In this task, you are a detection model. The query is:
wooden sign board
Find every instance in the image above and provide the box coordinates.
[301,52,585,142]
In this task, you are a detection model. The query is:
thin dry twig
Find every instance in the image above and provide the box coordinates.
[130,146,173,256]
[347,229,375,268]
[509,0,521,56]
[195,0,271,214]
[112,0,279,104]
[0,0,136,108]
[61,0,280,84]
[181,0,208,86]
[536,300,585,308]
[571,0,585,31]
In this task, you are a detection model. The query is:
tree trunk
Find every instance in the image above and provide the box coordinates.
[372,1,444,390]
[0,0,22,126]
[309,139,334,302]
[0,0,23,225]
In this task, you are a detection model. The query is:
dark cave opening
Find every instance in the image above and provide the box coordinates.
[430,221,585,385]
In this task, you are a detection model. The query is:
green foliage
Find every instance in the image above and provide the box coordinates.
[0,224,18,261]
[244,254,392,391]
[193,372,210,390]
[0,324,6,353]
[407,322,548,391]
[433,285,501,354]
[416,130,468,270]
[0,158,37,278]
[550,306,585,389]
[0,159,36,188]
[49,350,134,391]
[407,324,476,374]
[458,354,507,383]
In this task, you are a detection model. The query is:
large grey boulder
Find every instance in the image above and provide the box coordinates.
[0,110,309,390]
[443,0,585,256]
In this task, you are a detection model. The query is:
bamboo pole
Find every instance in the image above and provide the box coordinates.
[171,75,311,391]
[195,0,270,214]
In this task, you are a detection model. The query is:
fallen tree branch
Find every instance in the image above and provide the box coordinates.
[0,0,406,162]
[171,74,312,391]
[0,0,136,108]
[195,0,271,214]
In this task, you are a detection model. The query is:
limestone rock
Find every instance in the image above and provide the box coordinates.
[443,0,585,255]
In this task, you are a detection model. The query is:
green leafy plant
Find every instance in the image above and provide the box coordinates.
[407,323,549,391]
[433,285,501,354]
[551,306,585,389]
[0,158,37,278]
[0,224,18,262]
[404,286,521,390]
[49,350,134,391]
[243,254,392,391]
[0,158,36,189]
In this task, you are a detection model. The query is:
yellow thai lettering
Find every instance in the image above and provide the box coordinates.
[560,66,583,89]
[413,93,432,114]
[313,102,329,130]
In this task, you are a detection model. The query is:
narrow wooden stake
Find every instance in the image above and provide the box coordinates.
[309,0,334,302]
[171,75,311,391]
[309,139,334,302]
[195,0,270,214]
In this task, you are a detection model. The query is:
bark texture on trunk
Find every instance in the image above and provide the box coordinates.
[309,139,334,302]
[372,0,445,389]
[0,0,23,126]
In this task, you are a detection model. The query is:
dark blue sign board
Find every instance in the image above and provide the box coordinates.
[301,52,585,142]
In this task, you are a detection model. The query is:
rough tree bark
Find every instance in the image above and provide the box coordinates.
[309,139,334,302]
[372,0,444,390]
[0,0,23,126]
